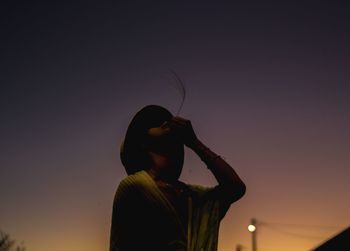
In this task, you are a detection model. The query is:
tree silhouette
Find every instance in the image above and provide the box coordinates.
[0,231,25,251]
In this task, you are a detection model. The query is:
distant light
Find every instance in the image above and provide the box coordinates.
[248,224,256,232]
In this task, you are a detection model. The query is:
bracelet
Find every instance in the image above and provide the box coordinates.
[205,154,222,169]
[211,155,221,162]
[197,145,222,165]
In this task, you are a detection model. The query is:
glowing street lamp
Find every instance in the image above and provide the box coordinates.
[248,218,257,251]
[248,224,256,232]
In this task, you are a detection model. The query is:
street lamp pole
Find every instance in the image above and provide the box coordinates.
[248,218,257,251]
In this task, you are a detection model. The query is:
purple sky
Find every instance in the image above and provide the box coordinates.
[1,2,350,251]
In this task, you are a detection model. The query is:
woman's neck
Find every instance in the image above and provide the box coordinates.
[147,151,182,182]
[146,167,178,184]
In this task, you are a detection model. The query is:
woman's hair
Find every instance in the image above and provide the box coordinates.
[120,105,173,174]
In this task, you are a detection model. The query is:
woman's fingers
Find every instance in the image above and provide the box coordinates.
[168,116,198,147]
[170,116,191,128]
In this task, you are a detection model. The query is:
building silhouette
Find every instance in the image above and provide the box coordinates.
[311,226,350,251]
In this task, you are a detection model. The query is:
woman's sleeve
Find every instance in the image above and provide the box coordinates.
[109,179,148,251]
[188,184,232,220]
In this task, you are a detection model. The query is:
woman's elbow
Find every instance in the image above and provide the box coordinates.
[227,181,246,202]
[236,182,246,199]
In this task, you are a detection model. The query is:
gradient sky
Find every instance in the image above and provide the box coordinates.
[1,1,350,251]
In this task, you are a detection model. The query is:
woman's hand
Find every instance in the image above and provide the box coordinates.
[168,117,246,208]
[167,116,199,148]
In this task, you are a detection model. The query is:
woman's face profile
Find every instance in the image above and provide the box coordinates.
[147,122,184,172]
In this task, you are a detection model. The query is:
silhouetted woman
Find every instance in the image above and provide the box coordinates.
[110,105,246,251]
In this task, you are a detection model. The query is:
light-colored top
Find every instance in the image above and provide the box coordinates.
[110,171,229,251]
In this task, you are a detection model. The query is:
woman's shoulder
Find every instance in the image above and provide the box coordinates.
[114,171,151,202]
[118,170,155,192]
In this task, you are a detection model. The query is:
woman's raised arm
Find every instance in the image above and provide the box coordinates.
[169,117,246,203]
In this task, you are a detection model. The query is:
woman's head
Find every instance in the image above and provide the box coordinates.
[120,105,184,175]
